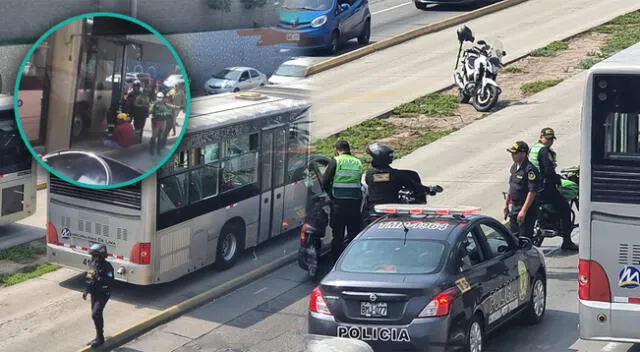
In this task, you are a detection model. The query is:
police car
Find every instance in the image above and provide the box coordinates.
[307,204,547,352]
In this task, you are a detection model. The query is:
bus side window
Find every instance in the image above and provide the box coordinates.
[287,124,309,183]
[158,173,188,214]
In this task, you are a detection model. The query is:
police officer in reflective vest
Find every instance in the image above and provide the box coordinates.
[321,140,364,259]
[528,127,578,251]
[504,141,541,238]
[363,142,426,211]
[82,243,115,348]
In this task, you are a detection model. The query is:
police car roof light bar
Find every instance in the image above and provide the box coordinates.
[374,204,482,216]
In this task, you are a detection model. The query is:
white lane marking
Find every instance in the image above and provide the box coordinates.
[372,1,412,15]
[254,287,268,295]
[602,343,621,352]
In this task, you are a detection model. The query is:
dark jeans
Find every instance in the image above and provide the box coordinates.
[509,204,539,238]
[330,199,363,258]
[91,294,110,340]
[542,185,573,239]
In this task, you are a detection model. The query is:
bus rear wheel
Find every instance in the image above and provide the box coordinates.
[215,224,243,269]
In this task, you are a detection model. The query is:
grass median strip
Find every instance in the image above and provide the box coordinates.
[0,264,60,287]
[576,10,640,69]
[520,79,564,95]
[530,40,569,57]
[0,241,59,287]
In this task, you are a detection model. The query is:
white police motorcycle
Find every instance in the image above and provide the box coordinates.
[454,25,507,112]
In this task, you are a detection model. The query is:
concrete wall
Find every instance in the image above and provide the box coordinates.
[0,0,280,43]
[44,22,84,152]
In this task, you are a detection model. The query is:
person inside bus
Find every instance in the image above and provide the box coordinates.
[112,112,135,148]
[150,92,172,155]
[82,243,115,348]
[528,128,578,251]
[504,141,541,239]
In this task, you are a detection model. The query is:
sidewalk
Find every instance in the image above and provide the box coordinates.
[310,0,640,139]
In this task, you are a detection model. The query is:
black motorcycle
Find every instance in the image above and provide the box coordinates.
[297,159,347,280]
[365,169,443,225]
[503,166,579,247]
[532,166,580,247]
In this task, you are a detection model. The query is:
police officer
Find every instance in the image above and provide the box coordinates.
[504,141,541,238]
[321,140,364,259]
[82,243,115,348]
[363,142,426,210]
[529,127,578,251]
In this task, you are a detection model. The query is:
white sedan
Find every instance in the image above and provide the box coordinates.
[204,67,267,95]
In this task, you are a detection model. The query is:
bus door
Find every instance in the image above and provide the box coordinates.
[258,125,288,242]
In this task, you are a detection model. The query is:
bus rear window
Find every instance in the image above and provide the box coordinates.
[604,113,640,159]
[0,109,32,175]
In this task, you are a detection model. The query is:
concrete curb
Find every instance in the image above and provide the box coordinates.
[75,251,298,352]
[305,0,529,76]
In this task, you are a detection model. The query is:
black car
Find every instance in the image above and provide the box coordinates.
[308,204,547,352]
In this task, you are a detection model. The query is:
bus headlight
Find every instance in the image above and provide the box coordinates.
[117,267,126,275]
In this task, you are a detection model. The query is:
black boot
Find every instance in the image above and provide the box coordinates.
[91,332,105,348]
[561,237,579,251]
[87,338,96,346]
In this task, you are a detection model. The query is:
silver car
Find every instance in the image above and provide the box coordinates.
[204,66,267,94]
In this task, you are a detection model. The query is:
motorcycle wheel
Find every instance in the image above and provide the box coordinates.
[532,221,545,247]
[471,84,499,112]
[457,88,471,104]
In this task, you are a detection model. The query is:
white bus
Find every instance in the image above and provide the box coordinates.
[0,94,38,226]
[578,42,640,343]
[46,92,324,285]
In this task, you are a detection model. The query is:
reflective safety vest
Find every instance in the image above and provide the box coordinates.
[528,141,556,172]
[332,154,363,200]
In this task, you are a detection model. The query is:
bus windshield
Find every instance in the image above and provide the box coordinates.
[0,109,32,175]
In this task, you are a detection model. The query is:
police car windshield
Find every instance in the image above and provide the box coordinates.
[339,239,446,274]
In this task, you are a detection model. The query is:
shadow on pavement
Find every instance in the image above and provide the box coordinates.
[484,309,578,352]
[57,230,301,312]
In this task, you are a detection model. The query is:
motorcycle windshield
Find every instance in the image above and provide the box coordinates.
[489,39,505,59]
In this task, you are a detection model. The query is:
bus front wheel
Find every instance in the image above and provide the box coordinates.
[215,224,244,270]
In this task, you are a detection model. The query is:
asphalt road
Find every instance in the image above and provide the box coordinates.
[310,0,640,140]
[297,0,477,62]
[117,67,640,352]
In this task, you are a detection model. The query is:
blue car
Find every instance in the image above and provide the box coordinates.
[277,0,372,54]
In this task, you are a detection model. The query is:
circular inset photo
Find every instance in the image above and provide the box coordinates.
[14,12,190,189]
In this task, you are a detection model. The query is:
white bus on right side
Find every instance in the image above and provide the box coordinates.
[578,41,640,344]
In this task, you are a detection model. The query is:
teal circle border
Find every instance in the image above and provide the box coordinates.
[13,12,191,190]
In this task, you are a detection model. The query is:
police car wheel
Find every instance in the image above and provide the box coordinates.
[521,273,546,324]
[465,315,483,352]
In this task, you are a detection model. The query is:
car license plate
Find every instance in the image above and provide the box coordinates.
[286,32,300,41]
[361,302,388,317]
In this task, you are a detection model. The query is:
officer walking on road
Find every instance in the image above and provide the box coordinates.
[504,141,542,238]
[529,127,578,251]
[321,140,364,259]
[82,243,115,348]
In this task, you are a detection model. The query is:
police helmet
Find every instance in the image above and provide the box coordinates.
[366,142,394,167]
[88,243,108,259]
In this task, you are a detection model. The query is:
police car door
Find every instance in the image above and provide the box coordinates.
[453,228,500,322]
[476,221,528,326]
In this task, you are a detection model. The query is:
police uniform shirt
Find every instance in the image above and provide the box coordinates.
[365,167,421,204]
[509,160,541,208]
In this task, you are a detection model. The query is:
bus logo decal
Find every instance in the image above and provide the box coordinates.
[618,265,640,289]
[61,227,71,239]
